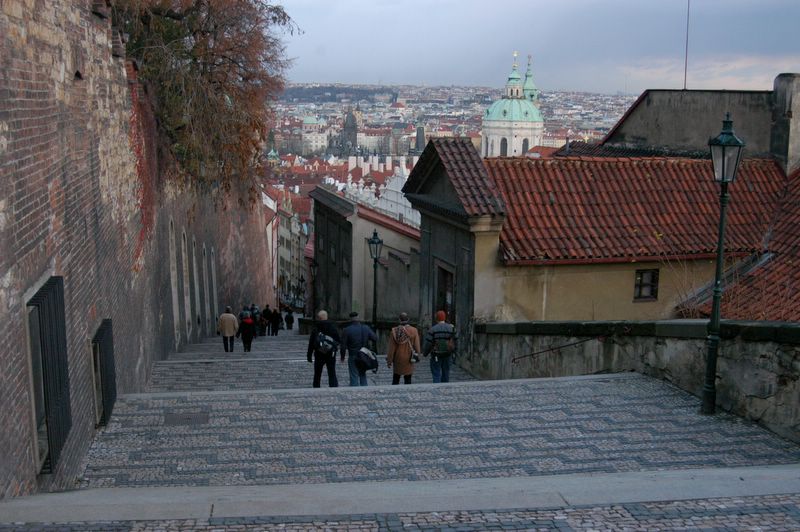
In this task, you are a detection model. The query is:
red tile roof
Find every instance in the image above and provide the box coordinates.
[708,168,800,321]
[291,196,312,219]
[404,138,505,217]
[484,156,786,265]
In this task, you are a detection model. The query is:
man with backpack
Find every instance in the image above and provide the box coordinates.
[340,311,377,386]
[306,309,340,388]
[423,310,457,383]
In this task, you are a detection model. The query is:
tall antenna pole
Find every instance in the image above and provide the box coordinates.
[683,0,690,90]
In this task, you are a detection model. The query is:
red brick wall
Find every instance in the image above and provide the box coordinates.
[0,1,275,498]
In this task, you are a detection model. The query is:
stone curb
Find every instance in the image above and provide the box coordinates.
[2,464,799,523]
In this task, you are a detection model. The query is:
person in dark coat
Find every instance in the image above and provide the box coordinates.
[236,311,257,352]
[340,311,377,386]
[285,310,294,330]
[306,309,339,387]
[263,304,272,335]
[258,311,269,337]
[270,308,282,336]
[249,303,261,336]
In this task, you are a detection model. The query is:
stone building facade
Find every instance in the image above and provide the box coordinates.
[0,1,274,498]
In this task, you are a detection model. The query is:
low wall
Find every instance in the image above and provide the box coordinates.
[465,320,800,443]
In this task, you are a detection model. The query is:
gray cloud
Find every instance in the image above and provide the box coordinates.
[281,0,800,93]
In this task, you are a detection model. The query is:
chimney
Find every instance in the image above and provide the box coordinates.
[770,73,800,174]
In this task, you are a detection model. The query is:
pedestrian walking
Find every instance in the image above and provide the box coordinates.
[238,305,249,321]
[236,311,257,352]
[386,312,421,385]
[216,306,239,352]
[250,303,261,336]
[423,310,457,383]
[270,308,282,336]
[263,304,272,335]
[285,310,295,330]
[306,309,339,388]
[257,311,269,337]
[340,311,377,386]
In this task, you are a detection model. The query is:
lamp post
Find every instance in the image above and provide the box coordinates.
[310,260,318,317]
[298,275,306,313]
[367,229,383,328]
[702,113,745,415]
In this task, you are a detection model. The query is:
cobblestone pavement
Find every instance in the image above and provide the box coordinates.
[81,370,800,488]
[148,333,475,391]
[3,492,800,530]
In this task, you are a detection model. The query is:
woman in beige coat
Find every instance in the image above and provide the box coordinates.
[386,313,421,385]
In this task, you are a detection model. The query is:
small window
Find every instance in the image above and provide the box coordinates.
[634,269,659,300]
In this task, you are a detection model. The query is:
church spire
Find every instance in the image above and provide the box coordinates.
[523,53,539,103]
[505,51,523,99]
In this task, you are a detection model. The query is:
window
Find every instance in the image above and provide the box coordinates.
[634,269,659,300]
[522,138,529,153]
[90,320,117,427]
[500,138,508,156]
[27,277,71,474]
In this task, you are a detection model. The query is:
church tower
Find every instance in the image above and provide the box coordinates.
[481,52,544,157]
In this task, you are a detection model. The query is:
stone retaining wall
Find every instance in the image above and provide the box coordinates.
[465,320,800,443]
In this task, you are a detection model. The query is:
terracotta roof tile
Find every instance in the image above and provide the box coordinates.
[404,138,504,217]
[701,168,800,321]
[485,157,786,264]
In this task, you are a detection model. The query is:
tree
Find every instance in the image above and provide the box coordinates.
[112,0,296,189]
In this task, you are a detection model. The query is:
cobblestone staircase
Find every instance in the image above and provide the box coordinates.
[2,332,800,530]
[146,330,475,392]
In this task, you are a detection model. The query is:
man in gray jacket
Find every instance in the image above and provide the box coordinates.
[423,310,457,383]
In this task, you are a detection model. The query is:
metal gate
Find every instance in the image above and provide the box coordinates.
[91,319,117,426]
[28,276,71,474]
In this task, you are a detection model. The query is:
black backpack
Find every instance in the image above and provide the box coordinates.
[316,331,338,354]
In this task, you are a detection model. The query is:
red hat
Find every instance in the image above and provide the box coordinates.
[435,310,447,322]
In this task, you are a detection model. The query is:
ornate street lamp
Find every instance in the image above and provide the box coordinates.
[368,229,383,328]
[702,113,745,415]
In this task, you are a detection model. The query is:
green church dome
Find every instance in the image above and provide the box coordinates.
[484,98,543,123]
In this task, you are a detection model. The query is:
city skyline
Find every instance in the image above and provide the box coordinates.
[281,0,800,94]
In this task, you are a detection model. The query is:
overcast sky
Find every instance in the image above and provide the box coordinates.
[279,0,800,94]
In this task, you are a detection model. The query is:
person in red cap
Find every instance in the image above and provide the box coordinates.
[423,310,457,383]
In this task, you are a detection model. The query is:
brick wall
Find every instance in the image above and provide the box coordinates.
[0,1,275,498]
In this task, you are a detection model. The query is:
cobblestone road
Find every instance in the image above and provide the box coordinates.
[3,492,800,530]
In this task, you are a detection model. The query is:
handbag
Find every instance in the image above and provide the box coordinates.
[354,325,379,373]
[355,346,379,373]
[403,328,421,364]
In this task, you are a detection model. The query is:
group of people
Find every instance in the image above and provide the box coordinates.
[307,309,457,388]
[216,303,296,352]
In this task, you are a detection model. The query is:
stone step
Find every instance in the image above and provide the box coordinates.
[147,356,476,392]
[82,374,800,491]
[2,465,799,524]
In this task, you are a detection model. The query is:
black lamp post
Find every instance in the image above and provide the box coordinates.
[310,260,318,317]
[367,229,383,328]
[702,113,745,415]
